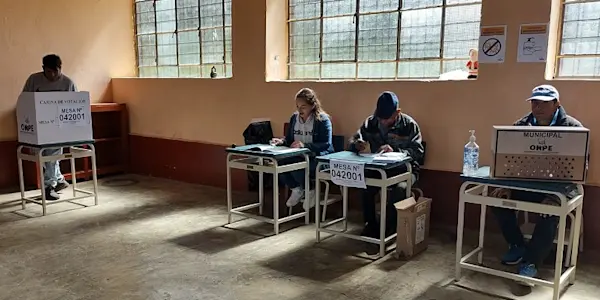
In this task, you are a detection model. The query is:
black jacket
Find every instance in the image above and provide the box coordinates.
[513,106,582,127]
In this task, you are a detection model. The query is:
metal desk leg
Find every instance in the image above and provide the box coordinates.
[342,185,348,232]
[226,154,233,224]
[553,212,567,300]
[90,145,99,206]
[304,154,310,225]
[315,170,321,242]
[478,186,488,264]
[70,152,77,198]
[17,147,25,210]
[379,185,387,257]
[258,158,264,215]
[569,203,583,284]
[38,151,47,216]
[273,169,280,235]
[455,184,467,280]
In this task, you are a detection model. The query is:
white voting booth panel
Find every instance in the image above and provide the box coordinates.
[491,126,590,182]
[17,92,93,145]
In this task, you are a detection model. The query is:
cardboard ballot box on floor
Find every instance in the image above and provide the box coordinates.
[394,190,432,260]
[491,126,590,183]
[16,92,93,145]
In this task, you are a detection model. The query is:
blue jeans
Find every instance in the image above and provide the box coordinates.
[491,190,560,266]
[42,148,65,188]
[278,157,316,190]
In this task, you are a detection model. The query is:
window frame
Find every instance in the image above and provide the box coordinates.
[133,0,232,78]
[286,0,482,81]
[553,0,600,79]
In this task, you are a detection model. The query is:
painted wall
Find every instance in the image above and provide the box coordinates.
[0,0,136,141]
[112,0,600,185]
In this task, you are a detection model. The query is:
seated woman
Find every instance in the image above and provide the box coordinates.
[271,88,334,210]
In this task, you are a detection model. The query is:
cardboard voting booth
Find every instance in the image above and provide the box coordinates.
[491,126,590,183]
[16,92,93,145]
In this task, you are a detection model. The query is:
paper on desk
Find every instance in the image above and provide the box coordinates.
[372,152,407,163]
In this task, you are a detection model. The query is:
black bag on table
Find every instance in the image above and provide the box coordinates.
[242,120,274,191]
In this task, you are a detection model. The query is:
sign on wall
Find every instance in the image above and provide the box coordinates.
[517,23,549,63]
[479,25,507,64]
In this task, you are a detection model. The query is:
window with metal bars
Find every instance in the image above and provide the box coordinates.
[288,0,482,80]
[134,0,232,78]
[556,0,600,78]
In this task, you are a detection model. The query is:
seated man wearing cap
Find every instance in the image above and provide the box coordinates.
[349,91,424,238]
[492,84,583,279]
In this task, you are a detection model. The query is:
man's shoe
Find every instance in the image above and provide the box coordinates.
[360,223,379,238]
[55,181,70,192]
[518,263,538,278]
[44,187,60,201]
[501,244,526,265]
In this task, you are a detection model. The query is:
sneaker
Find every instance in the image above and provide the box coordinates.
[286,188,304,207]
[55,181,70,192]
[518,263,538,278]
[501,245,526,265]
[44,187,60,201]
[302,190,316,210]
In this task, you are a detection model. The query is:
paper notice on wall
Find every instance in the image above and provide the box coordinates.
[415,214,426,244]
[517,23,549,63]
[479,25,507,63]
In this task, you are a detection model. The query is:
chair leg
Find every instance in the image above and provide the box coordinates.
[322,181,330,222]
[565,212,575,267]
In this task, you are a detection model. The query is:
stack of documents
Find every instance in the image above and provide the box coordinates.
[371,152,408,163]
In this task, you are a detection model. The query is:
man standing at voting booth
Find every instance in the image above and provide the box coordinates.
[22,54,77,200]
[492,84,583,279]
[349,91,424,239]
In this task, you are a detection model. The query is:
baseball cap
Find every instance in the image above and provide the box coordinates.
[527,84,559,102]
[374,91,399,119]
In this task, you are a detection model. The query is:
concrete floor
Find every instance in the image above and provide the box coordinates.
[0,175,598,300]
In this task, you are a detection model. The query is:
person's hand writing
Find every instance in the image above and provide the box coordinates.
[354,140,368,152]
[378,144,393,153]
[290,141,304,148]
[270,138,284,146]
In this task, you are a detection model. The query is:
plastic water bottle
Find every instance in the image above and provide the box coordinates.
[463,130,479,176]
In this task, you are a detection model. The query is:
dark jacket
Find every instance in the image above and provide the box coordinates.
[284,113,334,157]
[349,113,424,176]
[513,106,582,127]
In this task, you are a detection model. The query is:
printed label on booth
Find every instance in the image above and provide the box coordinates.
[330,159,366,189]
[57,105,89,127]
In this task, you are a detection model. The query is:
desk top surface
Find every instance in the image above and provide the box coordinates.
[462,166,579,194]
[317,151,412,170]
[226,144,310,158]
[18,140,95,148]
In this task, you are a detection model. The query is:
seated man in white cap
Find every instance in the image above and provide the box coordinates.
[492,84,583,279]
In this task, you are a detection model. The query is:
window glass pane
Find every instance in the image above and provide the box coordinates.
[139,66,158,77]
[397,60,440,78]
[178,31,200,65]
[179,65,201,77]
[156,33,178,65]
[399,7,442,59]
[322,16,356,61]
[156,0,176,32]
[443,4,481,58]
[137,34,157,66]
[176,0,199,30]
[225,63,233,78]
[322,63,356,79]
[202,64,225,78]
[323,0,356,17]
[289,64,320,79]
[442,59,467,73]
[224,0,232,26]
[200,0,224,28]
[401,0,442,10]
[158,66,179,77]
[289,20,321,63]
[446,0,480,4]
[289,0,321,19]
[358,62,396,78]
[201,28,225,63]
[360,0,398,13]
[225,27,232,63]
[358,12,398,61]
[561,2,600,55]
[136,1,156,34]
[558,57,600,77]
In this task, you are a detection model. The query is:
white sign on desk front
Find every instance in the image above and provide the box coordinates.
[330,159,366,189]
[494,128,589,156]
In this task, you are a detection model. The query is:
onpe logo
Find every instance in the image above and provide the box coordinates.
[20,117,34,133]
